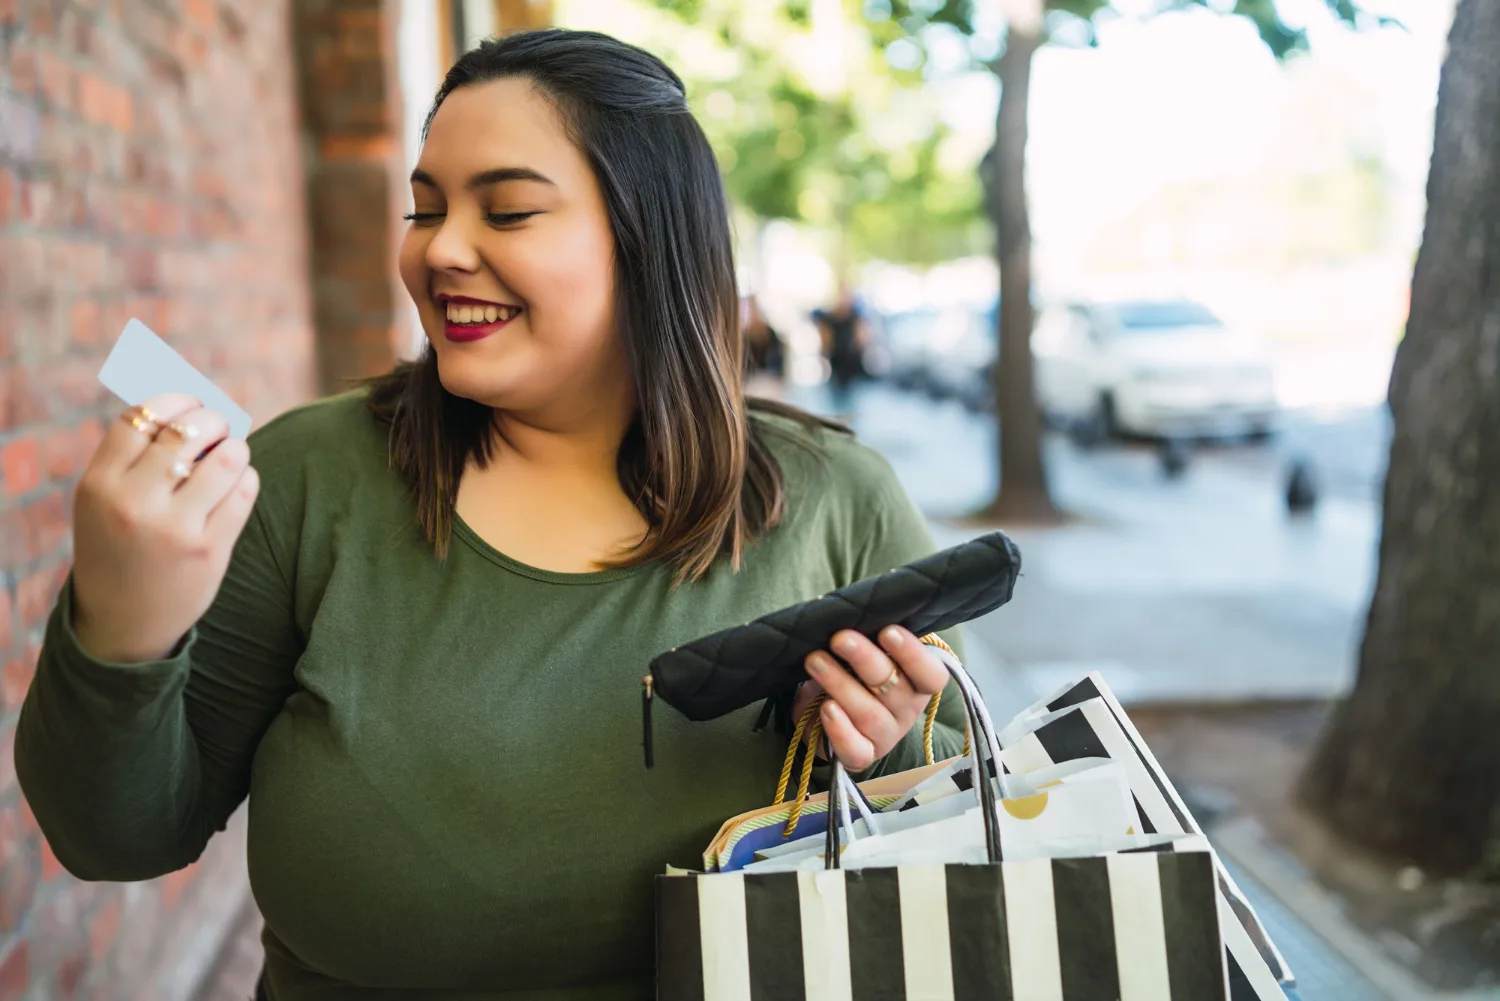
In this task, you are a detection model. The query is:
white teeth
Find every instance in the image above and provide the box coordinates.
[444,301,520,324]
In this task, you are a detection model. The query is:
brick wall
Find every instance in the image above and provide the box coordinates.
[0,0,387,996]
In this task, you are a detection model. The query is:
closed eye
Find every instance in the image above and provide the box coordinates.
[402,212,443,225]
[487,212,539,226]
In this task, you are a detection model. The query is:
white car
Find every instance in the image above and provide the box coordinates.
[1033,299,1279,441]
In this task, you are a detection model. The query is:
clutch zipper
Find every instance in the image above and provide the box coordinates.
[642,673,655,769]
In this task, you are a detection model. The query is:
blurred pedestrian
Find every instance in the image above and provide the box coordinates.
[742,295,785,398]
[812,282,869,416]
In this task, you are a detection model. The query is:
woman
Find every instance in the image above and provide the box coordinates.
[17,31,966,1000]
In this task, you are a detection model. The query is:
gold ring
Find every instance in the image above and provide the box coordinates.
[121,405,161,435]
[871,665,903,696]
[157,421,199,444]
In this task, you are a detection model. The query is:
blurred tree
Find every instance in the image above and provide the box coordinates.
[646,0,987,272]
[1299,0,1500,878]
[880,0,1395,521]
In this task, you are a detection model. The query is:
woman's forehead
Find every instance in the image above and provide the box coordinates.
[418,78,581,183]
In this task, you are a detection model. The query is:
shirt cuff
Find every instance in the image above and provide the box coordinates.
[42,579,199,706]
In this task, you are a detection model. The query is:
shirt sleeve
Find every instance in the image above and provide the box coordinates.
[840,445,970,780]
[16,500,302,882]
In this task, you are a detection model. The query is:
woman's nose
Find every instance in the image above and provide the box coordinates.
[424,218,481,273]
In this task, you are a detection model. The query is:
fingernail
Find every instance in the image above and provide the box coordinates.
[823,701,846,724]
[833,633,858,656]
[881,627,904,648]
[807,653,830,675]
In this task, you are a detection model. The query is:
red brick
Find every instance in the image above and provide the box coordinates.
[0,169,13,227]
[87,897,119,962]
[68,300,100,346]
[160,863,197,908]
[76,72,107,125]
[21,493,70,564]
[0,800,37,924]
[0,436,41,497]
[6,53,33,99]
[38,52,71,111]
[38,838,64,883]
[184,0,214,31]
[2,657,33,712]
[39,424,85,480]
[16,569,60,634]
[0,941,27,1000]
[0,727,16,797]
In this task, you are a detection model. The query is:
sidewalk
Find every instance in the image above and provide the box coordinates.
[846,386,1378,712]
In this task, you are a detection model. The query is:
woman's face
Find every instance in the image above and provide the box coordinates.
[399,78,625,421]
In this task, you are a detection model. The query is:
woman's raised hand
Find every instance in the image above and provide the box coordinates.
[69,394,261,664]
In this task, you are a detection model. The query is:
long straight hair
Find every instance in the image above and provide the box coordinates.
[367,29,842,583]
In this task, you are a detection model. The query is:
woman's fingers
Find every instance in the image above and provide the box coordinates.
[805,646,903,756]
[89,394,201,480]
[203,463,260,541]
[802,628,951,769]
[176,437,253,524]
[124,407,230,494]
[820,700,876,771]
[876,627,950,696]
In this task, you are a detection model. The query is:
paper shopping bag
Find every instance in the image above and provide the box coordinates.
[657,850,1230,1001]
[998,678,1292,1001]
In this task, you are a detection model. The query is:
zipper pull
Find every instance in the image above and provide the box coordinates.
[642,674,655,769]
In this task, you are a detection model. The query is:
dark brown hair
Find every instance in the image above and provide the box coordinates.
[367,29,843,583]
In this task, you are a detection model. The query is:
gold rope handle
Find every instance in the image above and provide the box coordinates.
[773,693,827,837]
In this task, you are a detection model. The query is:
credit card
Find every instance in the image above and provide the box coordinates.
[97,318,253,439]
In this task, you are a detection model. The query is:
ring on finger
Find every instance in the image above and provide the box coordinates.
[121,405,162,436]
[870,664,904,696]
[154,420,200,446]
[168,459,193,482]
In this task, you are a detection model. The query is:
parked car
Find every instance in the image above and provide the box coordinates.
[870,307,940,393]
[923,302,996,413]
[1033,298,1278,441]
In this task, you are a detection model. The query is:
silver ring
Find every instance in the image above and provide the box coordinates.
[169,459,192,481]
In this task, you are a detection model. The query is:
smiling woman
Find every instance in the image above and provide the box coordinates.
[16,28,969,1001]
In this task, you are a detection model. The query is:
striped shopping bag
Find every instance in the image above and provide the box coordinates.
[657,851,1228,1000]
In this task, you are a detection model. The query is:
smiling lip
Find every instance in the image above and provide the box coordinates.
[436,295,523,344]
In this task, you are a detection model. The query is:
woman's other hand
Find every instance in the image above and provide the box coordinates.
[793,626,948,771]
[70,395,261,664]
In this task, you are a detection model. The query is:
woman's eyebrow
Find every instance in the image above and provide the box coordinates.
[407,167,556,189]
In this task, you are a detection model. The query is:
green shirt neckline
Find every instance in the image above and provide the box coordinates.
[451,513,652,585]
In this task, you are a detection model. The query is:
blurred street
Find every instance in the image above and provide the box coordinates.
[790,382,1387,720]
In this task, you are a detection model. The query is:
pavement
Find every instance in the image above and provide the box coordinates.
[826,383,1384,718]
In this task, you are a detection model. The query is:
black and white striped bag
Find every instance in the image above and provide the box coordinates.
[657,852,1228,1001]
[657,653,1243,1000]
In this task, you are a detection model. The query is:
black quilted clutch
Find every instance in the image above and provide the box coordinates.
[643,531,1021,762]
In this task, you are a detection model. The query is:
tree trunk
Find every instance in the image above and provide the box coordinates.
[980,26,1059,523]
[1298,0,1500,877]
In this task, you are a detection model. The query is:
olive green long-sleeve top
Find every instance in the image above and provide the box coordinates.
[17,392,965,1001]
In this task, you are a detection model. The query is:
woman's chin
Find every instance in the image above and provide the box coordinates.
[432,354,516,408]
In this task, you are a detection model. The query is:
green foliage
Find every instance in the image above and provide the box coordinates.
[646,0,985,266]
